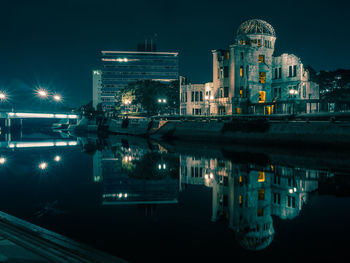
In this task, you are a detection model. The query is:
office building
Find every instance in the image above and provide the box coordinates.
[94,50,179,111]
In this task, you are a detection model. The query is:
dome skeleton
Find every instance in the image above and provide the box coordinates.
[237,19,276,37]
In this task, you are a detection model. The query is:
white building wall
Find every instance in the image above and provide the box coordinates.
[180,82,213,115]
[92,70,102,109]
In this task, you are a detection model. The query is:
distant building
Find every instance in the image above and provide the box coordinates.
[211,19,319,115]
[180,81,213,115]
[94,49,179,111]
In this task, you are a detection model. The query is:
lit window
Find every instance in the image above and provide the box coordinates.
[240,87,243,98]
[258,171,265,182]
[259,72,266,84]
[240,66,243,77]
[239,195,243,207]
[259,91,266,103]
[258,55,265,63]
[239,176,243,183]
[258,189,265,200]
[258,39,261,47]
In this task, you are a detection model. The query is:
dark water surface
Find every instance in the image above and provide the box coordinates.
[0,132,350,262]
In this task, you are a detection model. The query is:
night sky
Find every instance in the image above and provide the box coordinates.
[0,0,349,108]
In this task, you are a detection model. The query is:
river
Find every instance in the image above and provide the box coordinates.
[0,131,349,262]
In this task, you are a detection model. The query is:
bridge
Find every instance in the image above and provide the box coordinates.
[0,111,79,129]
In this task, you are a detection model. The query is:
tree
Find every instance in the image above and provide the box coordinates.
[77,101,104,120]
[120,80,179,116]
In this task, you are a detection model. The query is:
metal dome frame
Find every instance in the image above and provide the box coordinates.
[237,19,276,37]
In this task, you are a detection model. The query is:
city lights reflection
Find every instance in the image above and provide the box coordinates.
[3,141,78,149]
[54,155,61,162]
[0,157,6,165]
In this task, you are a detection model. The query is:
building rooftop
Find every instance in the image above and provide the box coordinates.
[237,19,276,37]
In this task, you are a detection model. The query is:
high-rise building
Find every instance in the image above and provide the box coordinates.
[95,50,179,111]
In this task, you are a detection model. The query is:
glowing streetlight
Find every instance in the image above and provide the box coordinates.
[53,94,62,102]
[157,98,167,104]
[54,155,61,162]
[0,92,7,101]
[0,157,6,165]
[37,89,48,98]
[38,162,48,170]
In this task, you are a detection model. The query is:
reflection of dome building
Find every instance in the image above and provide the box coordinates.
[236,223,275,251]
[178,154,323,251]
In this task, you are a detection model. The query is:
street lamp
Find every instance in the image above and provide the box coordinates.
[0,92,7,102]
[157,98,167,115]
[38,162,48,170]
[53,94,62,102]
[37,89,48,98]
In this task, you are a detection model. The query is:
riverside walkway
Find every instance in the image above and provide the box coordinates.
[0,211,127,263]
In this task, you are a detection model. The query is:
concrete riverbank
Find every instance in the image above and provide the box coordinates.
[0,211,127,263]
[106,113,350,147]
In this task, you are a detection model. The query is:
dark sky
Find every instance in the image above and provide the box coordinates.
[0,0,349,107]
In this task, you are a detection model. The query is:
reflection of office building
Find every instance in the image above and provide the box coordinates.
[96,50,179,111]
[179,154,322,250]
[93,141,179,205]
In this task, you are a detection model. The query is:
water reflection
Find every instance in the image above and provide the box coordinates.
[93,139,179,206]
[1,133,349,260]
[91,136,341,251]
[180,155,324,250]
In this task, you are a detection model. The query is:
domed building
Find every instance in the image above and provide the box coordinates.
[210,19,319,115]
